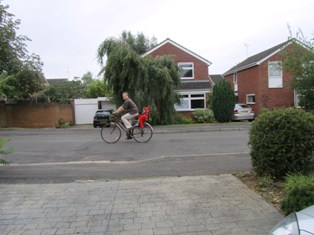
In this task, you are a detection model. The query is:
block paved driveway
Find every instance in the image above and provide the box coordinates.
[0,175,282,235]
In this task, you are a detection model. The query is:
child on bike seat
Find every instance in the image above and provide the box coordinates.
[138,106,150,128]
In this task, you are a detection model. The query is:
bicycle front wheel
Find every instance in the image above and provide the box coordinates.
[101,123,121,143]
[132,122,153,143]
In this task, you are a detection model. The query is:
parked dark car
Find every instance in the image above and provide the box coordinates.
[232,103,255,121]
[93,109,113,128]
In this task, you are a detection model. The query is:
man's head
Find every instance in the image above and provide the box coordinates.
[122,92,129,100]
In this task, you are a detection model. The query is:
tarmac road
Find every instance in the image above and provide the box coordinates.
[0,123,252,183]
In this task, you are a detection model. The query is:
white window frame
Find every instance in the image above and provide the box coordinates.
[233,73,238,84]
[246,94,255,104]
[268,61,283,88]
[233,73,238,92]
[174,92,206,111]
[294,90,301,108]
[178,62,194,80]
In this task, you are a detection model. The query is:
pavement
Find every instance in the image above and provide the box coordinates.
[0,123,284,235]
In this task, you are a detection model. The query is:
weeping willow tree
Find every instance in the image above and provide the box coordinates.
[97,34,180,125]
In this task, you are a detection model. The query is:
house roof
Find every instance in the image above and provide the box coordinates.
[174,80,212,91]
[209,74,223,85]
[224,39,295,76]
[143,38,212,66]
[46,78,69,85]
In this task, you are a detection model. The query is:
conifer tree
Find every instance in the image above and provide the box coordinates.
[212,80,235,122]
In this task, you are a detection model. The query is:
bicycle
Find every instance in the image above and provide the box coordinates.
[100,110,153,144]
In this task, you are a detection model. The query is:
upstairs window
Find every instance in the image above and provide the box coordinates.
[178,62,194,79]
[233,73,238,92]
[268,61,282,88]
[233,73,238,84]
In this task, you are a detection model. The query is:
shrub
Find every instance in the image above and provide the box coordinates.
[206,92,213,109]
[0,138,14,165]
[173,113,193,124]
[212,80,235,122]
[192,109,215,123]
[281,174,314,215]
[55,118,70,128]
[249,108,314,180]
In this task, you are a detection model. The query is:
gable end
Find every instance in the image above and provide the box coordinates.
[143,38,212,66]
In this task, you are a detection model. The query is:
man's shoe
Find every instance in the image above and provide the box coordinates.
[126,135,132,140]
[126,131,133,139]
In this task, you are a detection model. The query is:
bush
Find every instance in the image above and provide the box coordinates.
[173,113,193,124]
[249,108,314,180]
[192,109,215,123]
[281,174,314,215]
[211,80,235,122]
[0,138,14,165]
[55,118,70,128]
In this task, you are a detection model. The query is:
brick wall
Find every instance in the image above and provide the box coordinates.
[0,104,6,127]
[257,55,294,113]
[0,103,74,128]
[149,43,209,80]
[225,53,295,115]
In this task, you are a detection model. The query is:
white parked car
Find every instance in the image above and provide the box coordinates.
[269,205,314,235]
[232,103,254,121]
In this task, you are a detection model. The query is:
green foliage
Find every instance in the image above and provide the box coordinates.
[97,33,181,125]
[120,30,157,55]
[55,118,70,128]
[0,2,25,74]
[249,108,314,180]
[84,79,111,98]
[206,92,213,109]
[212,80,235,122]
[81,71,93,85]
[280,174,314,215]
[192,109,215,123]
[0,2,44,100]
[282,38,314,112]
[4,68,44,99]
[173,113,193,124]
[140,56,180,125]
[0,138,14,165]
[44,80,85,104]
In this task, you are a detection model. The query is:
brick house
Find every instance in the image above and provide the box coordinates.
[143,38,221,117]
[224,39,308,116]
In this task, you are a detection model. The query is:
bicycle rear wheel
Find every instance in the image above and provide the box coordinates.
[132,122,153,143]
[101,123,121,143]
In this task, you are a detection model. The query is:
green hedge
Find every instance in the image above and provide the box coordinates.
[192,109,215,123]
[173,113,193,124]
[281,174,314,215]
[249,108,314,180]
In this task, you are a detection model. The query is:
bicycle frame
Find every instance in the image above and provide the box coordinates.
[111,115,135,134]
[101,114,153,143]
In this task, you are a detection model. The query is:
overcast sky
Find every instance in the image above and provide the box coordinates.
[6,0,314,79]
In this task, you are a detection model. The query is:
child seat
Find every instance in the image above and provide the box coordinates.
[138,105,150,128]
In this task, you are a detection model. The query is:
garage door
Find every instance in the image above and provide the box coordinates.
[74,99,98,124]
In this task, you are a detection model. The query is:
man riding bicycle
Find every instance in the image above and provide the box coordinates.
[112,92,138,139]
